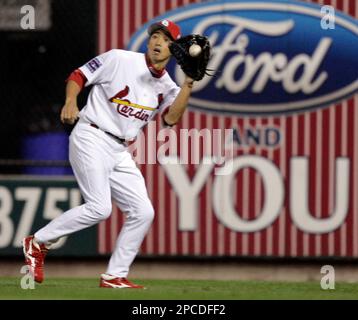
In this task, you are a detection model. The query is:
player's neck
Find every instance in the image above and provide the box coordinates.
[152,61,167,70]
[145,54,168,78]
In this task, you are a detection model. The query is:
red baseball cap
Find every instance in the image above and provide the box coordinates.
[147,19,181,41]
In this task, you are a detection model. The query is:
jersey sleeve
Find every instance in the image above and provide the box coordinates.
[66,69,87,89]
[78,50,119,86]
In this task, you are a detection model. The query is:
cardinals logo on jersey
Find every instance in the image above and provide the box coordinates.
[109,86,163,122]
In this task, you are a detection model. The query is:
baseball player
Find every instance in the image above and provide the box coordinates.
[22,20,197,289]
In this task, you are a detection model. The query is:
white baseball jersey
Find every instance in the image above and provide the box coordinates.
[34,49,180,279]
[78,49,180,140]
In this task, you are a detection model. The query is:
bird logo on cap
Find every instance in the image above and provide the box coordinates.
[148,19,181,40]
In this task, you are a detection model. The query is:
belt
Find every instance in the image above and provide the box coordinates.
[90,123,126,144]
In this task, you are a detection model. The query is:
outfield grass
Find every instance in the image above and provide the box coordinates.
[1,278,358,300]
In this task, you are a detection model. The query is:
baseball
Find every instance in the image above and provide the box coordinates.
[189,44,202,57]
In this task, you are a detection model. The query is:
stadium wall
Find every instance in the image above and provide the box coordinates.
[0,0,357,260]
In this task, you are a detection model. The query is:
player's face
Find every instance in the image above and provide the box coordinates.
[147,31,172,66]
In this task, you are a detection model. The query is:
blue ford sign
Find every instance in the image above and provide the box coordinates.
[128,0,358,115]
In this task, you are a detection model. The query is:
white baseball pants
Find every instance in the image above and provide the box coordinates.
[34,119,154,278]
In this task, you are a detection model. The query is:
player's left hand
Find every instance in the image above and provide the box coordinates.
[169,34,212,81]
[183,76,194,88]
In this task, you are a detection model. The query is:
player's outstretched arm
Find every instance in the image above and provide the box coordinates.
[60,80,81,125]
[163,76,194,126]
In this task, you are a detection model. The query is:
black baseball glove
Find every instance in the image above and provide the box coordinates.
[169,34,212,81]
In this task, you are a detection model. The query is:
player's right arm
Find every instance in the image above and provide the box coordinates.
[60,50,116,125]
[60,79,82,125]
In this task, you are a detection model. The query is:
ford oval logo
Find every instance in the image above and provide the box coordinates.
[128,0,358,115]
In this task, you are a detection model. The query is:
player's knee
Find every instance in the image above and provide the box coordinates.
[87,203,112,220]
[139,204,154,224]
[98,205,113,220]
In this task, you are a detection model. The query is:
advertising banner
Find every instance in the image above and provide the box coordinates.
[97,0,358,258]
[0,177,96,256]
